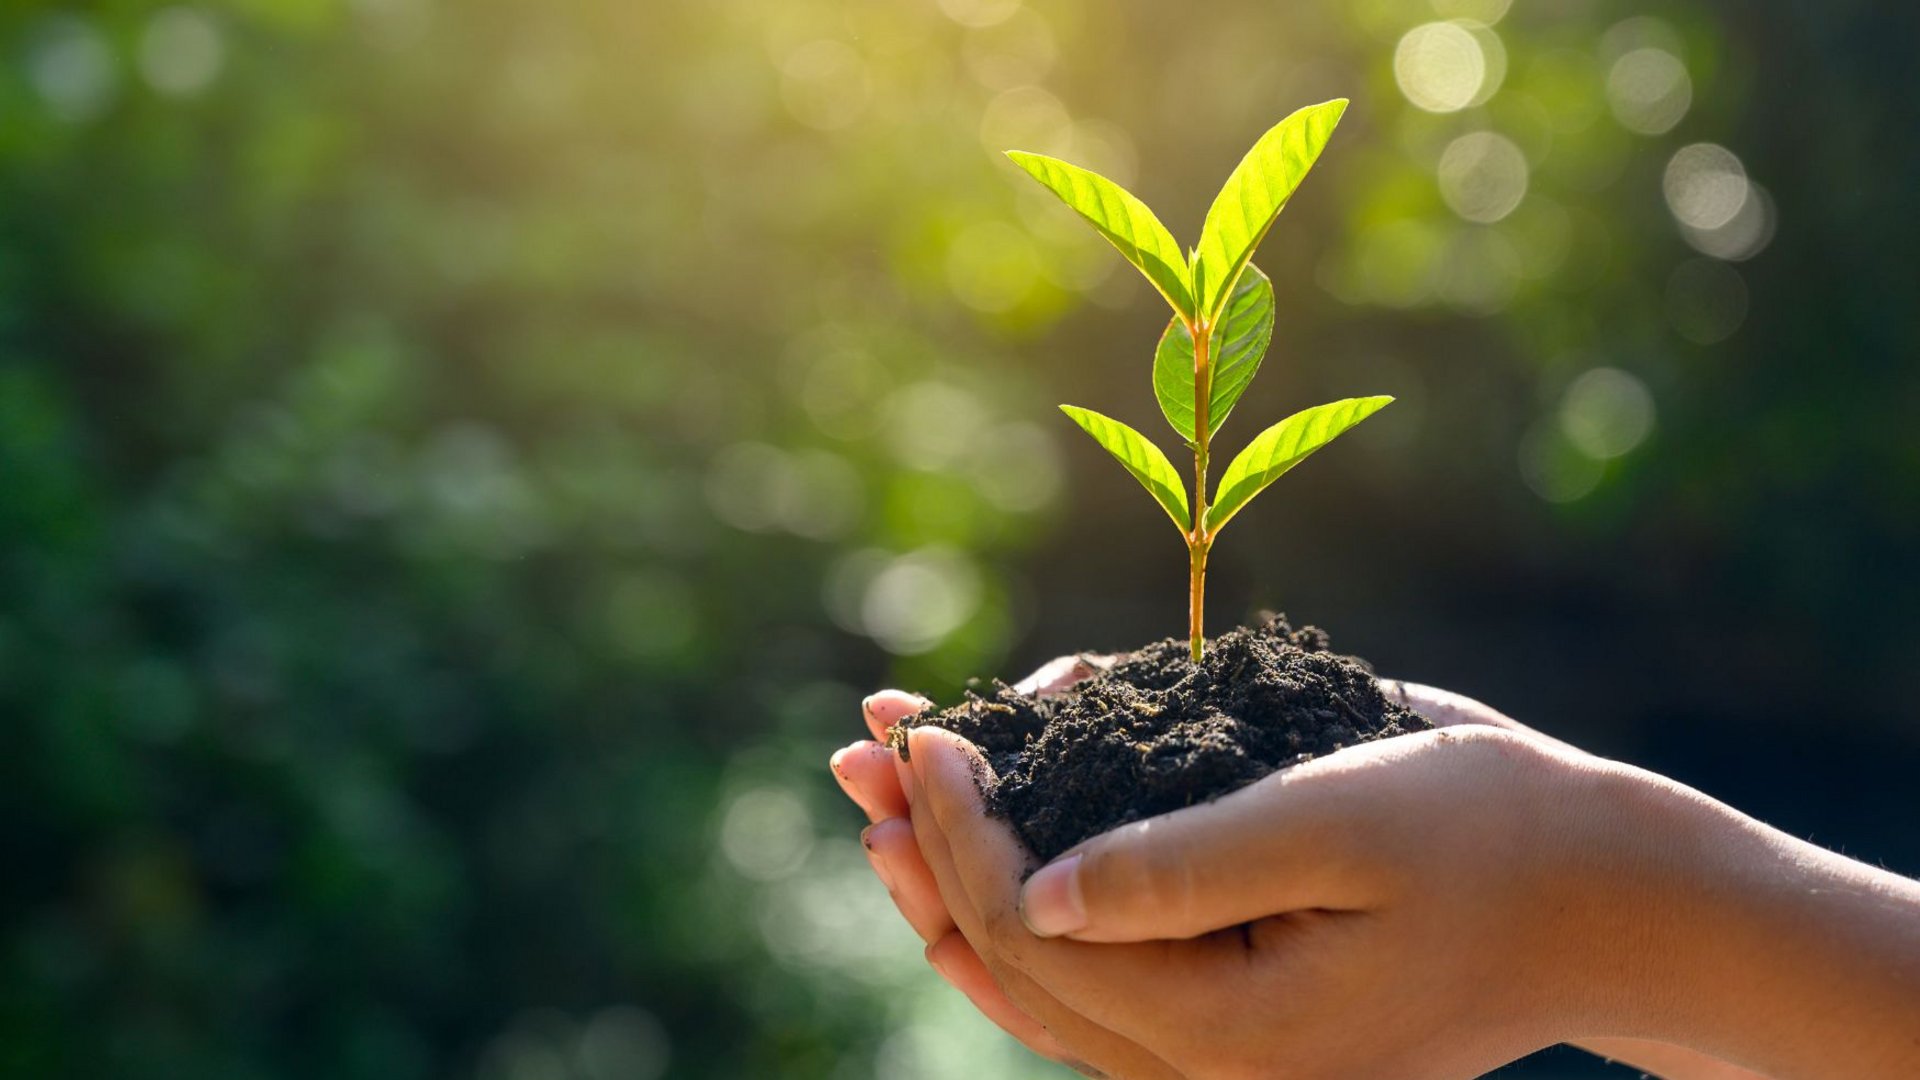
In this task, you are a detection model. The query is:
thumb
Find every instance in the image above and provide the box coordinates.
[1017,760,1388,943]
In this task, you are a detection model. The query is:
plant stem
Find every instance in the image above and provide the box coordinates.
[1187,537,1208,663]
[1188,318,1214,663]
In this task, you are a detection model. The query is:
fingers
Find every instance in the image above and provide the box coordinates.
[830,741,908,823]
[924,931,1078,1065]
[850,691,1141,1075]
[1012,654,1115,698]
[1381,680,1584,755]
[910,728,1215,1063]
[862,690,929,742]
[1379,679,1517,730]
[861,817,954,944]
[907,732,1183,1080]
[1012,742,1407,943]
[862,692,930,802]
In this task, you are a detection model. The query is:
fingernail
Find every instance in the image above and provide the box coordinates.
[830,745,883,820]
[1020,855,1086,938]
[923,942,954,983]
[861,825,899,893]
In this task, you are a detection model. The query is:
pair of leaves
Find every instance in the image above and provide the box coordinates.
[1008,98,1347,328]
[1060,396,1393,539]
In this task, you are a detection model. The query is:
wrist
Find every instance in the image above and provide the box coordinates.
[1533,758,1753,1044]
[1542,756,1920,1076]
[1486,749,1697,1046]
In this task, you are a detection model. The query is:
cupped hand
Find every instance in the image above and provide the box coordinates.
[828,663,1763,1079]
[827,660,1528,1072]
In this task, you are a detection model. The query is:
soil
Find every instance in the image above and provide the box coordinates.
[890,614,1430,863]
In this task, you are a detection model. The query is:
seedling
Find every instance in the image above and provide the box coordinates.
[1008,99,1391,662]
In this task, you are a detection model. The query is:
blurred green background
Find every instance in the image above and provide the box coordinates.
[3,0,1915,1076]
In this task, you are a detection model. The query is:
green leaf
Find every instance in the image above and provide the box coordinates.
[1006,151,1194,319]
[1152,264,1275,442]
[1057,405,1191,533]
[1191,99,1347,326]
[1205,395,1391,534]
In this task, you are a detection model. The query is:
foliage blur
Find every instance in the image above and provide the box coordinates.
[2,0,1914,1077]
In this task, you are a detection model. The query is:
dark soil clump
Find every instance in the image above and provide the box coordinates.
[892,614,1429,863]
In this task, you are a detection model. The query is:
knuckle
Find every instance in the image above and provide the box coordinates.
[1436,722,1528,759]
[1433,724,1554,797]
[1081,821,1195,928]
[1137,826,1198,925]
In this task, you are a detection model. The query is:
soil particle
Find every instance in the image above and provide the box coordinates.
[892,614,1430,863]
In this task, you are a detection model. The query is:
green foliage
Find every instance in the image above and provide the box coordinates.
[1192,100,1349,325]
[1206,396,1395,533]
[5,0,1908,1075]
[1057,405,1191,532]
[1005,151,1195,318]
[1153,264,1275,442]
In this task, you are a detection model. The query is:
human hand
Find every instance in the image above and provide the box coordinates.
[828,660,1563,1075]
[829,665,1799,1079]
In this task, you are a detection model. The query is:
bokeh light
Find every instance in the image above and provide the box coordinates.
[859,547,985,656]
[26,15,116,123]
[138,7,226,98]
[1681,183,1777,262]
[1606,47,1692,135]
[1519,420,1605,504]
[1560,367,1657,460]
[1438,131,1530,224]
[721,786,816,881]
[1612,47,1689,135]
[1663,143,1750,231]
[1394,22,1490,114]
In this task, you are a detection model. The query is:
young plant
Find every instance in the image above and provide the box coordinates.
[1008,99,1391,662]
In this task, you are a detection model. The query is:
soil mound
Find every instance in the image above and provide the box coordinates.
[895,615,1429,862]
